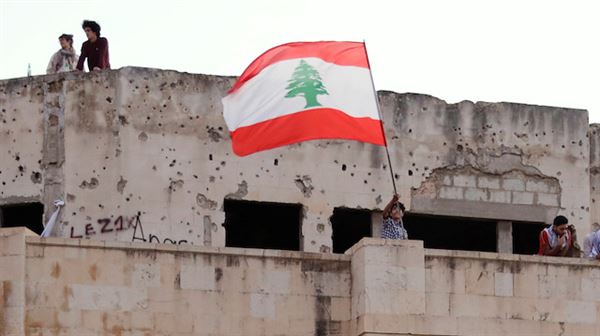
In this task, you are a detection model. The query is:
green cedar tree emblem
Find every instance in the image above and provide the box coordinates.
[285,60,329,108]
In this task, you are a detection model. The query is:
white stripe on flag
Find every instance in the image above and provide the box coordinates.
[223,57,379,132]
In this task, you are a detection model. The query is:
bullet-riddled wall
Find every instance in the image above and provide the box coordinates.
[0,67,594,251]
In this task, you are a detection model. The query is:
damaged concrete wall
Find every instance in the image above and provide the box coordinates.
[0,68,593,251]
[0,79,45,206]
[380,93,589,231]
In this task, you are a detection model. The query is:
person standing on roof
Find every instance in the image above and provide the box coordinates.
[46,33,78,74]
[76,20,110,71]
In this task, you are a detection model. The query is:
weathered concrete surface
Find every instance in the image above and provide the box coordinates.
[2,229,599,335]
[0,68,595,250]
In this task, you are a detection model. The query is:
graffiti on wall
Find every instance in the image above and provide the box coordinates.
[69,214,189,245]
[69,215,137,238]
[130,216,188,245]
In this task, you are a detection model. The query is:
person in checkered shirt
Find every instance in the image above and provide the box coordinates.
[381,194,408,240]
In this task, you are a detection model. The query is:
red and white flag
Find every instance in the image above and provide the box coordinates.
[222,41,386,156]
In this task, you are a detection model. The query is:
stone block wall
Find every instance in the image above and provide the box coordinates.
[2,228,600,335]
[22,231,352,335]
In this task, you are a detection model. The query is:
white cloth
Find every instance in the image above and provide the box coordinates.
[583,230,600,260]
[40,200,64,237]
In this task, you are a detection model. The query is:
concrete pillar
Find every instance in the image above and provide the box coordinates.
[497,220,513,254]
[349,238,425,336]
[0,227,36,335]
[370,212,383,238]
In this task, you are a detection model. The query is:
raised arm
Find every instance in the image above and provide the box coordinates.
[382,194,399,219]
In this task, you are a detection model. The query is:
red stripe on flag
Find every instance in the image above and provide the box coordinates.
[230,108,385,156]
[228,41,369,94]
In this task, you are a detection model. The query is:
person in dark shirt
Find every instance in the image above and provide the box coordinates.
[76,20,110,71]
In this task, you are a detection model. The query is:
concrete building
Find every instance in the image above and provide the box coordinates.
[1,68,599,335]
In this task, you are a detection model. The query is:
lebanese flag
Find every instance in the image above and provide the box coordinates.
[222,41,386,156]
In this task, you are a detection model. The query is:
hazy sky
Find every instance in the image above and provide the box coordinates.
[1,0,599,122]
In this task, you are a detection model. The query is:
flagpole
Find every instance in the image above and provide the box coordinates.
[363,40,398,195]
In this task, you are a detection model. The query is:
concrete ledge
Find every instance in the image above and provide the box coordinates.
[345,237,423,255]
[411,197,558,223]
[426,248,600,267]
[24,235,351,262]
[0,227,38,237]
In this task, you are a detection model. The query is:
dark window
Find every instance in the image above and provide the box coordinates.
[331,207,372,253]
[512,221,547,255]
[224,199,301,251]
[0,202,44,234]
[403,213,497,252]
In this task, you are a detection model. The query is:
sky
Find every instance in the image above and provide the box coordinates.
[1,0,599,122]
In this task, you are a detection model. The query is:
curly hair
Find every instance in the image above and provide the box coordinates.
[82,20,101,37]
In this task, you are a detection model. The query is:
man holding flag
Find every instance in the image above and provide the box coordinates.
[222,40,408,240]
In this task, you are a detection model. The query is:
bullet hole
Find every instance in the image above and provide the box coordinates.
[79,177,99,189]
[158,123,162,127]
[106,97,112,103]
[394,174,399,180]
[341,164,347,171]
[15,155,20,161]
[207,127,222,142]
[220,161,226,167]
[30,171,42,184]
[274,159,278,166]
[294,175,314,198]
[196,193,217,210]
[117,115,129,126]
[168,179,184,193]
[363,180,368,184]
[350,173,354,177]
[317,223,325,233]
[209,176,215,182]
[152,165,157,171]
[18,165,24,172]
[193,174,198,179]
[456,144,464,151]
[408,170,413,176]
[117,176,128,194]
[408,129,412,133]
[169,160,176,167]
[209,154,213,161]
